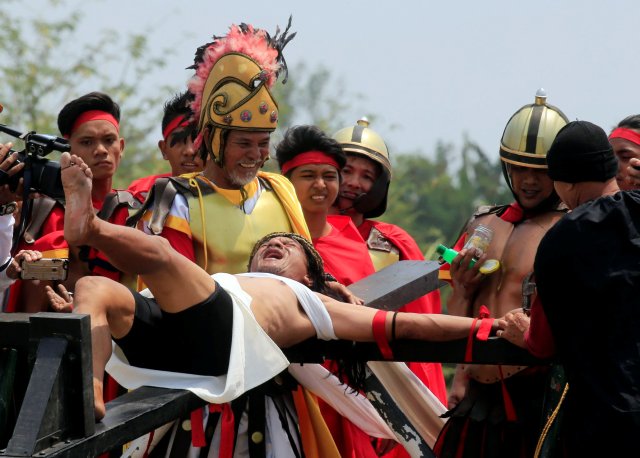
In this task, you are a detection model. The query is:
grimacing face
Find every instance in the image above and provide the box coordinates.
[249,236,311,286]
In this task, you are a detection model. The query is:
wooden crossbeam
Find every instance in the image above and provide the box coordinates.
[348,260,444,310]
[28,388,205,458]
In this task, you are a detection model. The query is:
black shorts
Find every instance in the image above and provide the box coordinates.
[114,281,233,376]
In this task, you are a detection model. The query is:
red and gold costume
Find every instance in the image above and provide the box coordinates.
[434,90,570,458]
[359,219,448,405]
[333,119,448,412]
[137,171,308,274]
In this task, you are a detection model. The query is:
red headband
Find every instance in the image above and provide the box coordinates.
[609,127,640,146]
[162,114,190,140]
[67,110,119,138]
[281,151,340,175]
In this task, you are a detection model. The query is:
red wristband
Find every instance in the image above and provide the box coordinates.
[372,310,394,360]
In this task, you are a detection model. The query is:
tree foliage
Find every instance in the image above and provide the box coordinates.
[383,138,511,260]
[0,0,173,188]
[0,1,513,261]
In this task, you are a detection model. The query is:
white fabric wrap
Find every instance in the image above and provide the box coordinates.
[0,214,16,292]
[106,273,290,403]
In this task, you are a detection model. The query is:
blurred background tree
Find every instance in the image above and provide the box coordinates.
[0,0,172,186]
[0,0,511,310]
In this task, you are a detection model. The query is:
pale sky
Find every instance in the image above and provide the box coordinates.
[9,0,640,160]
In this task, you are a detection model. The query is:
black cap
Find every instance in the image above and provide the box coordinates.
[547,120,617,183]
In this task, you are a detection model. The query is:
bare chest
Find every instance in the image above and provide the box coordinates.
[469,212,562,316]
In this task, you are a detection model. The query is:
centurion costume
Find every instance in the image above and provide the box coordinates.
[121,23,399,457]
[435,90,570,458]
[128,19,309,276]
[332,119,449,421]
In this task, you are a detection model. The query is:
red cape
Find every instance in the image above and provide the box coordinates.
[127,173,171,203]
[315,215,375,286]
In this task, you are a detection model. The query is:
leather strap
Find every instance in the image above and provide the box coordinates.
[23,196,58,243]
[248,393,266,457]
[150,178,178,235]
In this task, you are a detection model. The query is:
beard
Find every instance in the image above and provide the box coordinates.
[226,166,257,187]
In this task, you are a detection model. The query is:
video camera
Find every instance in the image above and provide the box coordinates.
[0,123,68,200]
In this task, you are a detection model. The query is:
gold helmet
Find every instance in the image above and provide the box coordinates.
[499,89,569,169]
[332,117,391,218]
[188,20,295,165]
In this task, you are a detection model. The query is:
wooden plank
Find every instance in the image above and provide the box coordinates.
[24,388,205,458]
[0,314,30,349]
[347,260,444,310]
[2,314,95,457]
[0,348,17,447]
[5,337,68,457]
[284,337,545,365]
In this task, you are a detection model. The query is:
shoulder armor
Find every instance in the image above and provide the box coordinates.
[23,196,63,244]
[473,204,509,218]
[97,190,141,222]
[126,175,216,234]
[366,226,399,254]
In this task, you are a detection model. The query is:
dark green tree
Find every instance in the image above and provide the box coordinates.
[383,137,511,259]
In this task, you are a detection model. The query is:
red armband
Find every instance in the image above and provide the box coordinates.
[372,310,394,360]
[464,305,494,362]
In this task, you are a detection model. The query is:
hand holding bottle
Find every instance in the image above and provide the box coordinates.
[437,244,500,275]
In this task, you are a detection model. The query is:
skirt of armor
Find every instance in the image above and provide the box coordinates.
[434,367,550,458]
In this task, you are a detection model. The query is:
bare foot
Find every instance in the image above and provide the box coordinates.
[60,153,96,246]
[93,377,106,421]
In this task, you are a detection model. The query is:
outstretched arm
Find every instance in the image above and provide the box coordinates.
[316,291,495,343]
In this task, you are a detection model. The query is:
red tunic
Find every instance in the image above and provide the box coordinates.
[127,173,171,203]
[314,215,375,285]
[314,215,379,458]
